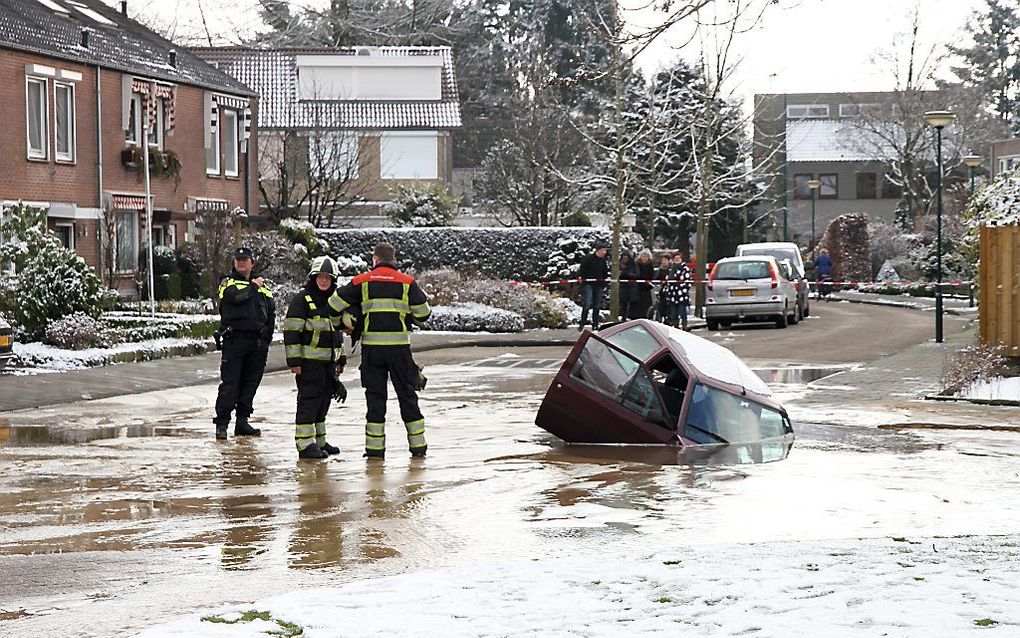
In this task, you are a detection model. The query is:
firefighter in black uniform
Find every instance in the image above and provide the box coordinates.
[213,247,275,440]
[284,256,347,460]
[329,242,431,458]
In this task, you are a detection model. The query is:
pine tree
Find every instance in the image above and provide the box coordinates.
[951,0,1020,134]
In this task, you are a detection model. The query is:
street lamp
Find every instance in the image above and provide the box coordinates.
[806,179,822,246]
[923,109,956,344]
[962,153,983,193]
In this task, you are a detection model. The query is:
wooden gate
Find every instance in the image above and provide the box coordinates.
[979,223,1020,356]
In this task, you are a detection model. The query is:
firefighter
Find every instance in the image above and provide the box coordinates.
[214,247,275,440]
[284,256,347,460]
[329,242,431,458]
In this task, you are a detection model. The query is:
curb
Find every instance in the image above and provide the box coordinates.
[826,294,975,316]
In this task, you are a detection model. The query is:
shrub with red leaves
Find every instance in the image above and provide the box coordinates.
[819,213,871,282]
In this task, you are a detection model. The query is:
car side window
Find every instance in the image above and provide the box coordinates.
[571,336,666,423]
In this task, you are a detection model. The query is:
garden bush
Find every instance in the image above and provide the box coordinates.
[44,312,110,350]
[280,218,330,258]
[317,227,642,282]
[422,303,525,333]
[384,183,459,227]
[416,269,569,329]
[818,213,871,282]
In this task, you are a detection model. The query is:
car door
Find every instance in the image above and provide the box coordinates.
[536,332,676,444]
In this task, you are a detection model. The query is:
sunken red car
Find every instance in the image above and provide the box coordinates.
[536,319,794,446]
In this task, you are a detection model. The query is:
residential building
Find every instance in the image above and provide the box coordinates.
[754,92,918,245]
[990,138,1020,177]
[193,46,462,227]
[0,0,257,295]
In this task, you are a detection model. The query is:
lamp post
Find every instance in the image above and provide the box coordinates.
[962,154,982,194]
[806,179,822,247]
[923,109,956,344]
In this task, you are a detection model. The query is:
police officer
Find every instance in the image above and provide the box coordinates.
[213,247,275,440]
[329,242,431,458]
[284,256,347,460]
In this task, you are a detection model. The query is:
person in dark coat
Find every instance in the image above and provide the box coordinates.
[619,253,639,320]
[213,247,275,440]
[630,249,655,320]
[663,252,693,330]
[654,254,673,323]
[577,244,610,330]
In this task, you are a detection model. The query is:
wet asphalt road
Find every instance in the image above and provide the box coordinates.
[0,302,1007,637]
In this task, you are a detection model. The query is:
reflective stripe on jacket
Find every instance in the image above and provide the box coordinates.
[284,286,343,366]
[329,264,431,347]
[218,270,275,332]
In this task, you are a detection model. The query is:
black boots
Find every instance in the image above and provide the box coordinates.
[298,442,329,459]
[234,421,261,437]
[320,442,340,456]
[215,424,227,440]
[363,449,385,459]
[410,447,427,458]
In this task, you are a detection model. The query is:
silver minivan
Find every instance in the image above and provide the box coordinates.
[704,255,799,330]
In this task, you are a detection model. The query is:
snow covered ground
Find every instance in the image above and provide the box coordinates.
[12,337,214,371]
[138,535,1020,637]
[957,377,1020,401]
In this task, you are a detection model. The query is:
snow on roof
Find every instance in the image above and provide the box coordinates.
[786,119,893,163]
[193,47,462,131]
[0,0,254,96]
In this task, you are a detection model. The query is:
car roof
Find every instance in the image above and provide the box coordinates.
[737,242,801,250]
[715,255,781,264]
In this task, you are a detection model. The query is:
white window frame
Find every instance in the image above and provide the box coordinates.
[54,81,76,163]
[308,131,359,180]
[998,155,1020,174]
[146,99,164,150]
[222,109,239,177]
[126,93,142,145]
[55,222,75,250]
[115,210,138,273]
[206,118,221,176]
[26,76,49,160]
[786,104,829,119]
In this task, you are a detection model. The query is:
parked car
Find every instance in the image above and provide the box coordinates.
[736,242,809,319]
[535,319,794,446]
[705,255,799,330]
[0,313,14,366]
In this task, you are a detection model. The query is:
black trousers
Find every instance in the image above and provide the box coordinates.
[214,333,269,427]
[360,345,425,452]
[294,361,333,450]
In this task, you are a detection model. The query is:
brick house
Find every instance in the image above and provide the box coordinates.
[0,0,257,295]
[193,46,461,226]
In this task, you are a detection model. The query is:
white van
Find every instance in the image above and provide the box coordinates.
[736,242,809,318]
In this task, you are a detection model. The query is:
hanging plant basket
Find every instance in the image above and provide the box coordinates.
[123,146,183,189]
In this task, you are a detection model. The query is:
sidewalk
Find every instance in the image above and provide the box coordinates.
[0,330,581,413]
[827,290,977,315]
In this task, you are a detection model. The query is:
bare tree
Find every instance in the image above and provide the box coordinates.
[98,205,118,289]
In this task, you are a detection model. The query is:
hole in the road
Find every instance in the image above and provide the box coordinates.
[753,367,846,384]
[0,423,189,446]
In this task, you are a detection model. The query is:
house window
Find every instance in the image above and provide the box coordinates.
[881,175,902,199]
[856,172,877,199]
[115,211,138,272]
[786,104,829,119]
[152,225,166,247]
[308,132,359,180]
[223,109,239,177]
[147,99,164,149]
[206,121,220,175]
[793,174,814,199]
[55,222,75,249]
[54,82,76,162]
[380,132,438,179]
[819,173,838,199]
[999,156,1020,174]
[126,94,163,148]
[26,76,49,159]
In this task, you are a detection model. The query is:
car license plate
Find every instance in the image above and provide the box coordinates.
[730,289,755,297]
[0,336,9,348]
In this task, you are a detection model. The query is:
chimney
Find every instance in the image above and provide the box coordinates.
[120,1,127,16]
[169,49,177,67]
[81,29,89,48]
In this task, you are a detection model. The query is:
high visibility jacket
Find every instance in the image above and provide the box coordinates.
[283,284,344,366]
[329,264,431,346]
[218,269,275,332]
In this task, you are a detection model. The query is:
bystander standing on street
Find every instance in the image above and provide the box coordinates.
[619,252,640,321]
[654,254,674,323]
[631,249,655,320]
[664,252,693,330]
[329,243,432,458]
[213,247,275,440]
[283,256,347,460]
[577,244,609,331]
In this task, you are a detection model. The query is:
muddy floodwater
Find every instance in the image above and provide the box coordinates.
[2,351,1020,637]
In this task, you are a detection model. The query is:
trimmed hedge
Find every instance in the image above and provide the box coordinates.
[317,227,643,282]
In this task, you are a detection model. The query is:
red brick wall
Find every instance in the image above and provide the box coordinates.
[0,48,258,282]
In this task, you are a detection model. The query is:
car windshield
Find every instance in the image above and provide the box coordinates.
[741,248,800,272]
[683,384,790,444]
[605,325,662,361]
[713,261,770,280]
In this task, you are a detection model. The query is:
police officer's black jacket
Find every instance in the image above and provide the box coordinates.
[578,253,610,282]
[328,263,431,347]
[218,269,275,333]
[283,279,344,367]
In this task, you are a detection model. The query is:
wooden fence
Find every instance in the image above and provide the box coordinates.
[979,224,1020,357]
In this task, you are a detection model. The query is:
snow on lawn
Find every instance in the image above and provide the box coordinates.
[957,377,1020,401]
[137,535,1020,637]
[13,338,212,371]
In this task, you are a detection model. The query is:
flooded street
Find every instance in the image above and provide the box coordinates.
[3,344,1020,636]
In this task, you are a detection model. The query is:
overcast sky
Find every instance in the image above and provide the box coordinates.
[110,0,983,99]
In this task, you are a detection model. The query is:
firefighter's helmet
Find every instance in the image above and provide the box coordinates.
[309,256,340,278]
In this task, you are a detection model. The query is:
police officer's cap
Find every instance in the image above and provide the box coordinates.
[233,247,254,261]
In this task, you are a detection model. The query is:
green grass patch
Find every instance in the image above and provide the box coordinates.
[974,618,998,627]
[656,596,673,603]
[662,560,681,565]
[201,610,302,636]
